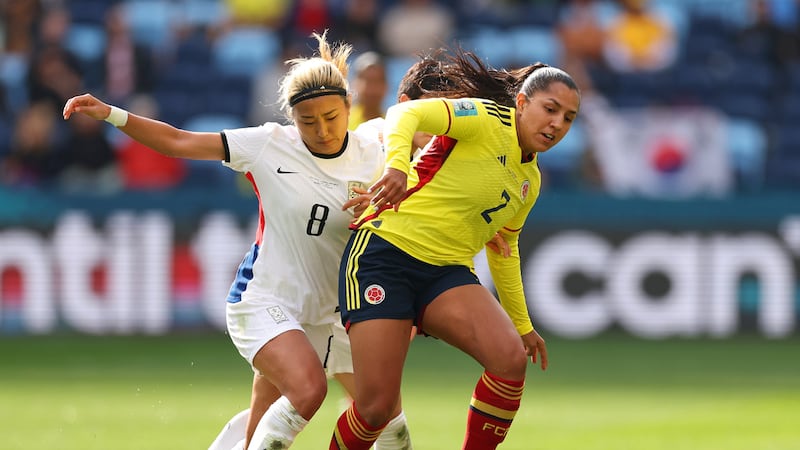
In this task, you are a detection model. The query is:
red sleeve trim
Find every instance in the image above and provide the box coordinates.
[442,99,452,135]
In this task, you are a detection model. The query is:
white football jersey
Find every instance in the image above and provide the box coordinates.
[222,123,384,325]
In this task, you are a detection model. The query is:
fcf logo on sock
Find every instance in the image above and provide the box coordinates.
[482,423,508,437]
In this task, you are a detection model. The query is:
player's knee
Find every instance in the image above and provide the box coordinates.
[489,340,528,380]
[356,396,396,427]
[286,372,328,417]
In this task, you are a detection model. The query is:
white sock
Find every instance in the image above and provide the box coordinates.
[374,411,413,450]
[246,396,309,450]
[208,409,250,450]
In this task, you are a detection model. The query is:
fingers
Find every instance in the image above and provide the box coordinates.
[342,195,364,211]
[500,240,511,258]
[486,233,511,257]
[537,343,549,371]
[62,94,106,121]
[369,168,407,210]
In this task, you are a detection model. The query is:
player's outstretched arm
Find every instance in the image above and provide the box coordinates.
[63,93,226,161]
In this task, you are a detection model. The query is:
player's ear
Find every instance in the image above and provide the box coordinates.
[398,93,411,103]
[515,92,527,110]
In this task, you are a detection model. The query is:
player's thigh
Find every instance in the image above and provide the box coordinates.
[421,284,527,376]
[348,318,413,411]
[227,298,306,369]
[303,321,354,377]
[251,329,327,392]
[227,297,326,391]
[333,372,356,400]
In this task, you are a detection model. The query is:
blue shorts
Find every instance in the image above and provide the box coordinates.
[339,229,480,331]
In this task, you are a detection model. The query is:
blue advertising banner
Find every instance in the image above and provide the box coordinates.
[1,188,798,338]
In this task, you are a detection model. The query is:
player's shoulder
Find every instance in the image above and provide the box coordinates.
[348,124,384,156]
[226,121,300,143]
[353,117,384,139]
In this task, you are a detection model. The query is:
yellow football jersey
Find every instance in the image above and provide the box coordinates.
[353,97,541,334]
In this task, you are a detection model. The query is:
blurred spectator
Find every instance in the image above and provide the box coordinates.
[1,101,61,187]
[223,0,290,28]
[348,51,388,130]
[55,105,119,193]
[116,94,186,190]
[457,0,558,28]
[35,3,70,48]
[377,0,455,57]
[101,3,155,105]
[603,0,677,73]
[1,0,42,55]
[556,0,607,69]
[25,41,83,112]
[284,0,332,42]
[248,40,300,126]
[22,3,83,112]
[331,0,381,53]
[736,0,798,68]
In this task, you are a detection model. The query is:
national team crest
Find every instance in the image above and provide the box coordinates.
[348,181,366,199]
[364,284,386,305]
[520,180,530,201]
[267,306,288,323]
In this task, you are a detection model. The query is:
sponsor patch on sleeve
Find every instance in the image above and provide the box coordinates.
[453,100,478,117]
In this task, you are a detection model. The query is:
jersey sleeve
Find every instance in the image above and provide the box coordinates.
[383,98,447,173]
[382,98,487,173]
[221,123,278,173]
[353,117,385,144]
[485,202,537,336]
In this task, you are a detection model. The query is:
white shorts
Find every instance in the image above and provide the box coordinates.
[226,298,353,378]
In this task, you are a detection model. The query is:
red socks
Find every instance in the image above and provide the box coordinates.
[330,371,524,449]
[330,404,387,450]
[463,371,525,449]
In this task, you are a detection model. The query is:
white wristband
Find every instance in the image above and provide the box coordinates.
[104,105,129,127]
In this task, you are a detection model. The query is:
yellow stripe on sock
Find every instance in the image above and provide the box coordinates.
[482,374,524,401]
[345,407,383,442]
[470,398,518,421]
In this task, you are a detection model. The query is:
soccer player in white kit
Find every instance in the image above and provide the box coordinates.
[62,32,411,450]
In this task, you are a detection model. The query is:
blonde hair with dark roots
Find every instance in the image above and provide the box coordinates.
[279,31,353,121]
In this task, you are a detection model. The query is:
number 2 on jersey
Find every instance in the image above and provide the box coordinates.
[481,190,510,224]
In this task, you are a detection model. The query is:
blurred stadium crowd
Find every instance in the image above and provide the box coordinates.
[1,0,799,195]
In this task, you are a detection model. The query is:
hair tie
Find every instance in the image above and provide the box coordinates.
[289,85,348,106]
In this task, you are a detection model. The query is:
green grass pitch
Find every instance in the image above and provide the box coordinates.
[0,332,798,449]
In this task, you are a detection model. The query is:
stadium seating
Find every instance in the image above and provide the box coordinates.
[67,0,109,24]
[212,27,280,77]
[725,118,768,191]
[177,0,229,28]
[122,0,177,50]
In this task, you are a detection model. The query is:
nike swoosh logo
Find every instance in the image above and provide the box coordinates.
[277,167,298,174]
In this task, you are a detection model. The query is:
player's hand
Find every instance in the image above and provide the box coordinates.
[485,233,511,257]
[63,94,111,121]
[342,186,373,220]
[521,329,548,370]
[368,167,407,211]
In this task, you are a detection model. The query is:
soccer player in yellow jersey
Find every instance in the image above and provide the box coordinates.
[331,55,581,450]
